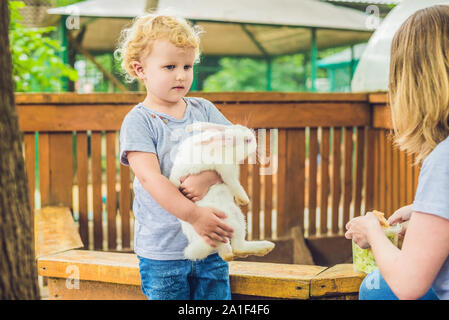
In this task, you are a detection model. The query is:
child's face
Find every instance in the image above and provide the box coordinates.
[135,39,195,105]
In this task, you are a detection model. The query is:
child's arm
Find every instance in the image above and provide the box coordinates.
[179,171,223,202]
[127,151,233,246]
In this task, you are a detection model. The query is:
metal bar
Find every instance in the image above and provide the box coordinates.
[266,58,272,91]
[311,28,318,92]
[59,16,68,92]
[241,24,269,57]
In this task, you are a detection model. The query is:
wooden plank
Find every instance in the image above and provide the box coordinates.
[17,104,133,132]
[308,128,318,236]
[24,133,35,213]
[365,128,375,212]
[106,131,117,250]
[372,104,393,129]
[34,207,84,259]
[76,132,89,249]
[16,92,145,105]
[399,150,407,208]
[120,164,131,249]
[368,93,388,104]
[91,131,103,250]
[38,250,142,286]
[392,146,400,214]
[331,127,341,235]
[297,129,306,234]
[276,129,288,237]
[385,133,393,215]
[47,278,146,300]
[49,133,73,207]
[343,127,353,228]
[229,261,326,299]
[37,250,328,299]
[353,127,365,218]
[310,264,366,298]
[15,92,369,105]
[38,133,50,206]
[320,128,330,235]
[378,131,386,213]
[251,129,261,240]
[285,129,306,236]
[17,103,371,132]
[216,103,371,129]
[263,130,273,239]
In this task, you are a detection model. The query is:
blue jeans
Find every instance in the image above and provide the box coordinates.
[137,253,231,300]
[359,268,439,300]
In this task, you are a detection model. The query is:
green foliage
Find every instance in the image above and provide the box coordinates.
[9,0,78,92]
[202,58,267,91]
[203,46,351,92]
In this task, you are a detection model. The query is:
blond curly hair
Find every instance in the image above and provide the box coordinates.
[389,5,449,164]
[115,13,202,83]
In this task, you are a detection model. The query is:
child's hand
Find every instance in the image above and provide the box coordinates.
[187,206,234,248]
[179,170,223,202]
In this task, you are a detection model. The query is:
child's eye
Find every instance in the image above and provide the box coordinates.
[164,65,175,70]
[184,65,192,70]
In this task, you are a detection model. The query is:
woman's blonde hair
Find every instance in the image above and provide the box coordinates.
[115,13,202,83]
[389,5,449,164]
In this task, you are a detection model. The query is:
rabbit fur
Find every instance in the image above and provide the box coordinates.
[169,122,275,261]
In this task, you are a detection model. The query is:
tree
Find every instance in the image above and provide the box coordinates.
[0,1,40,299]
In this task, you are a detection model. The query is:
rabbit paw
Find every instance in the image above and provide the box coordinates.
[235,194,250,206]
[220,253,234,262]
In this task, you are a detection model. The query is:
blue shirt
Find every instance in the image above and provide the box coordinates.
[119,97,232,260]
[412,135,449,300]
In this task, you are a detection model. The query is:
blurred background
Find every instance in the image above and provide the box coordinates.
[9,0,401,94]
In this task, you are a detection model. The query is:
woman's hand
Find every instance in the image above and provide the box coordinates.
[387,204,412,240]
[345,212,383,249]
[179,170,223,202]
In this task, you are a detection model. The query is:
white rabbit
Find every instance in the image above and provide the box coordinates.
[169,122,275,261]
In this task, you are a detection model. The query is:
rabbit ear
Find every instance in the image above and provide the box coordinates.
[186,122,228,133]
[194,132,229,146]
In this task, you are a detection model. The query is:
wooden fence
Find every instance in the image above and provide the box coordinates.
[16,92,418,251]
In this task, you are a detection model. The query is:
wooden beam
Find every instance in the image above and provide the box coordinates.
[15,92,369,105]
[66,31,128,92]
[17,102,371,132]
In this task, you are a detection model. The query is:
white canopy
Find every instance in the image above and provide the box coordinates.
[351,0,449,92]
[48,0,374,56]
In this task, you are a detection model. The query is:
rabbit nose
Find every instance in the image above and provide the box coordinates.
[245,138,252,143]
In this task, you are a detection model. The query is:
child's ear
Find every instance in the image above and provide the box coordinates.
[131,61,145,79]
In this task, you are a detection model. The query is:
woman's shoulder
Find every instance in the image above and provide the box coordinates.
[424,136,449,166]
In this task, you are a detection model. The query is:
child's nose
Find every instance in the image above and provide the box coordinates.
[176,72,185,81]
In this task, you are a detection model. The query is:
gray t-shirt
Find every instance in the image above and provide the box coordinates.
[120,97,232,260]
[412,135,449,300]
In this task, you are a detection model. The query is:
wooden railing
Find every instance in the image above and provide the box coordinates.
[16,92,416,252]
[369,93,420,216]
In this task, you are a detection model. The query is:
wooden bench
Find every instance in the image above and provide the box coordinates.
[37,250,365,300]
[35,206,366,300]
